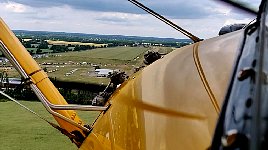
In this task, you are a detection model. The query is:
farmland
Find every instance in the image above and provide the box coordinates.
[0,46,175,85]
[40,46,148,63]
[1,46,150,84]
[46,40,108,48]
[0,100,99,150]
[40,47,148,83]
[62,46,147,61]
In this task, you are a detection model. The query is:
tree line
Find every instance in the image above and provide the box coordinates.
[17,37,109,54]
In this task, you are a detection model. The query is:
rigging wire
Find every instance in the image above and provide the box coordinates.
[0,91,49,122]
[0,91,79,142]
[128,0,202,43]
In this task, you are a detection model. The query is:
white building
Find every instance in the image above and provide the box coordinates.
[95,69,113,77]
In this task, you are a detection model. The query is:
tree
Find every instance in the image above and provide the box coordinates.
[29,50,34,55]
[38,40,48,49]
[74,45,80,51]
[50,45,67,53]
[36,48,42,54]
[23,42,31,48]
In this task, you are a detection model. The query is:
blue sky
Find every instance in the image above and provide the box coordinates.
[0,0,261,39]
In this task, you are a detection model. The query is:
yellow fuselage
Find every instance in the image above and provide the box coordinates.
[80,30,244,150]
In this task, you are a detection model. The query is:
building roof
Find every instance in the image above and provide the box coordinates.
[95,69,113,75]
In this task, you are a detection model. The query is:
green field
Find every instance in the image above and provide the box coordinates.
[47,66,110,84]
[0,100,99,150]
[35,46,149,83]
[62,47,147,61]
[1,46,174,84]
[39,46,148,64]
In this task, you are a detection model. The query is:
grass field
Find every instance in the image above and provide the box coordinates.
[0,100,99,150]
[39,46,148,64]
[62,47,148,61]
[35,46,148,83]
[47,66,110,84]
[1,46,174,84]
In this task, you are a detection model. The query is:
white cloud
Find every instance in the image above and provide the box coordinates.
[0,0,259,39]
[4,1,28,13]
[209,6,232,16]
[95,12,150,27]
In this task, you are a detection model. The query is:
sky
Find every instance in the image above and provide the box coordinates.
[0,0,261,39]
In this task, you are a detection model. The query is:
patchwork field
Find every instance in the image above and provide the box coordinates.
[0,100,99,150]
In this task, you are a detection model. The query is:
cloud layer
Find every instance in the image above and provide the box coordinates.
[0,0,260,39]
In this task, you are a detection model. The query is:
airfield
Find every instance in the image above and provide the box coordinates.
[0,46,173,84]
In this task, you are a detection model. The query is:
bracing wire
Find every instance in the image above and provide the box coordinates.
[128,0,202,43]
[0,91,77,139]
[0,91,49,122]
